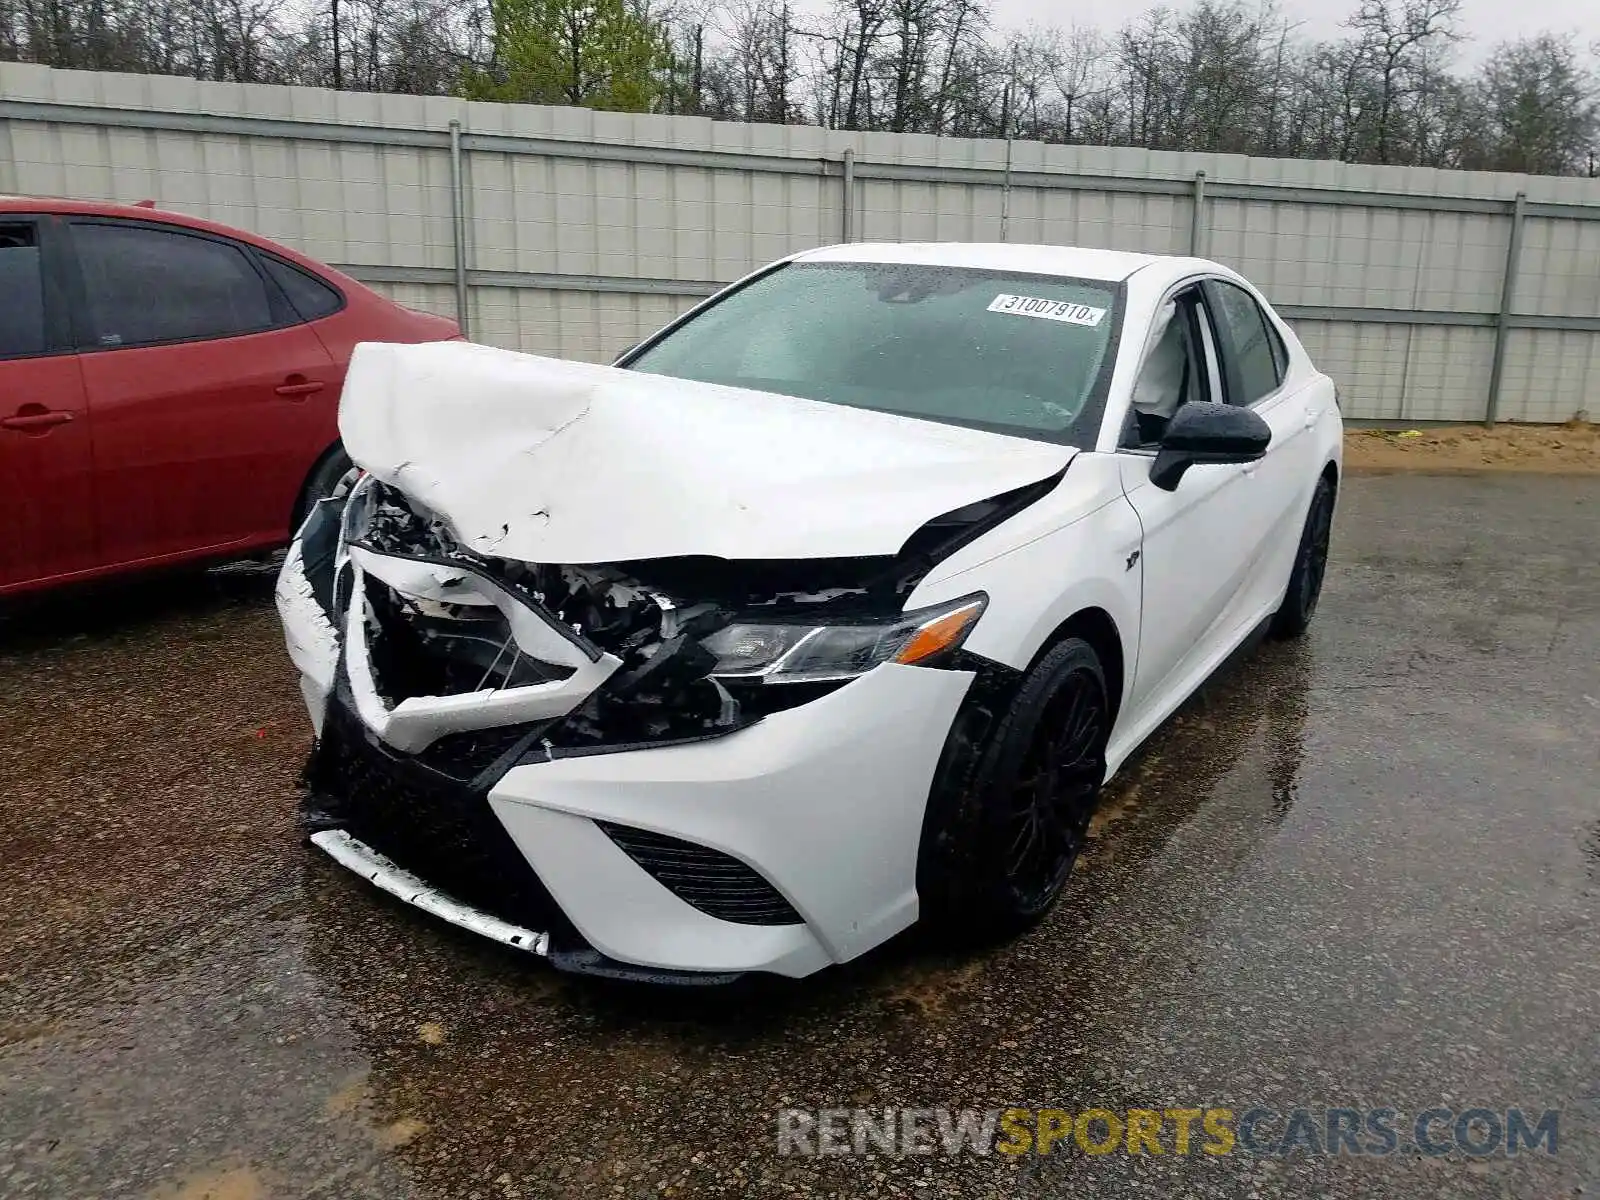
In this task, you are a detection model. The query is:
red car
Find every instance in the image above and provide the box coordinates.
[0,197,460,596]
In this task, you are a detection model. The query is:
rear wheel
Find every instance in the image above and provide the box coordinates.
[921,638,1109,938]
[291,446,356,534]
[1270,475,1335,639]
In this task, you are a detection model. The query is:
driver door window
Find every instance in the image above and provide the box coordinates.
[1124,289,1210,448]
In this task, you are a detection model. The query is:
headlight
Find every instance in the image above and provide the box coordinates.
[700,595,986,684]
[339,470,380,547]
[341,473,447,557]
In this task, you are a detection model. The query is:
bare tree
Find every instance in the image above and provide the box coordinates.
[836,0,889,128]
[928,0,984,133]
[1116,8,1171,148]
[1049,24,1105,143]
[1468,33,1599,174]
[4,0,1598,175]
[1343,0,1462,163]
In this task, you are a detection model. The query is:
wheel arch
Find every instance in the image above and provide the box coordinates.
[290,439,350,534]
[1028,606,1127,730]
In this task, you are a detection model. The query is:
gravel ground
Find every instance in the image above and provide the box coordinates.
[1343,421,1600,474]
[1,472,1597,1200]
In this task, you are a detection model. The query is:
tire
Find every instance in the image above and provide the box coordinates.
[1270,475,1336,639]
[291,446,356,535]
[920,637,1110,939]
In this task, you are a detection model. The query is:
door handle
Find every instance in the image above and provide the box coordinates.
[1,410,74,431]
[275,379,326,398]
[1303,406,1323,429]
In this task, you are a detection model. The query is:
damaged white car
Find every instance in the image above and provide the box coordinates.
[276,243,1341,982]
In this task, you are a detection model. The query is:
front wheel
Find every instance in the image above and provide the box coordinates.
[920,637,1109,939]
[1270,475,1336,639]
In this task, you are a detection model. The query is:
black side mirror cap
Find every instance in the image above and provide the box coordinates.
[1150,401,1272,491]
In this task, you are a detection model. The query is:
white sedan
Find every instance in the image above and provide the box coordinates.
[276,243,1341,982]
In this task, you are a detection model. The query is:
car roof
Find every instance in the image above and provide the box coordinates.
[795,242,1170,283]
[2,193,245,229]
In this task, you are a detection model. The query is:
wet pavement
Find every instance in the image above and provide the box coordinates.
[1,472,1597,1200]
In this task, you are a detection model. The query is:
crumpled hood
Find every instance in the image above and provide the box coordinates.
[339,341,1076,563]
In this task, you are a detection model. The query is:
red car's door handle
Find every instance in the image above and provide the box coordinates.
[275,379,326,398]
[1,410,74,431]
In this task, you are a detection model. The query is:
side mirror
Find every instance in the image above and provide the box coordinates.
[1150,401,1272,491]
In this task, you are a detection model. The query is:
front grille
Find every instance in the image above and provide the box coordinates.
[413,722,547,782]
[306,700,573,940]
[597,822,802,926]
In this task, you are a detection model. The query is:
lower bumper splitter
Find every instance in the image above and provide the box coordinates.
[310,828,551,955]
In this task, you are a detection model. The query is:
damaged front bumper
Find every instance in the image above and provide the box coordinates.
[276,484,985,981]
[484,659,971,977]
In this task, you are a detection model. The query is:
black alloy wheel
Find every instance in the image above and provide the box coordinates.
[1003,662,1107,914]
[1271,475,1336,639]
[919,637,1110,938]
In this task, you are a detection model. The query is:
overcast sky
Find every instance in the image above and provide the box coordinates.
[985,0,1599,63]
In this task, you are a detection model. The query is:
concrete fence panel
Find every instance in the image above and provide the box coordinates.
[4,61,1599,424]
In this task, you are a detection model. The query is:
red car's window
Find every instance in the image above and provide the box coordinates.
[262,255,344,321]
[74,222,276,348]
[0,222,45,359]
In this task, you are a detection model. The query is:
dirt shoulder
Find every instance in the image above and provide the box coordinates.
[1344,421,1600,475]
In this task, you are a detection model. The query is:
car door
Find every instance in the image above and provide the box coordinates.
[1116,281,1280,718]
[66,217,340,566]
[0,215,96,591]
[1200,277,1321,614]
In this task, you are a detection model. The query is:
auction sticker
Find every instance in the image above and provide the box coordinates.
[987,294,1106,326]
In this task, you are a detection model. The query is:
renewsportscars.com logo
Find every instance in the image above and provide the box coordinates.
[776,1106,1559,1158]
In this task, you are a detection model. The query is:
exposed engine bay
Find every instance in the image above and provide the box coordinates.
[302,469,1057,758]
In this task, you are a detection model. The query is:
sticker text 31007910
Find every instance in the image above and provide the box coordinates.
[987,294,1107,327]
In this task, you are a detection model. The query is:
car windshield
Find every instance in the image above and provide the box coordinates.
[626,261,1123,447]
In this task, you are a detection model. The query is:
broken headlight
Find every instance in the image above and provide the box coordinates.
[340,473,458,559]
[701,595,986,684]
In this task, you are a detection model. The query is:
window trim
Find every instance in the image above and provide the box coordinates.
[1200,277,1287,410]
[1263,310,1290,379]
[62,217,303,353]
[0,214,75,362]
[1193,294,1225,406]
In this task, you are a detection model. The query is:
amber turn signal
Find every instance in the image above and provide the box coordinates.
[893,599,986,665]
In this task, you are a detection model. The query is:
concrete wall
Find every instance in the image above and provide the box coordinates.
[5,61,1600,423]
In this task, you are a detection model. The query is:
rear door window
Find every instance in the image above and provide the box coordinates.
[71,221,277,349]
[0,222,46,359]
[1205,279,1284,406]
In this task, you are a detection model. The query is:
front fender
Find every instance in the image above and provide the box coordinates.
[905,453,1143,713]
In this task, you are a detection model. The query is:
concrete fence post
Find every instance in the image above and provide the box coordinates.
[448,118,471,338]
[1000,138,1014,242]
[1189,170,1207,256]
[1484,190,1527,428]
[841,148,855,243]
